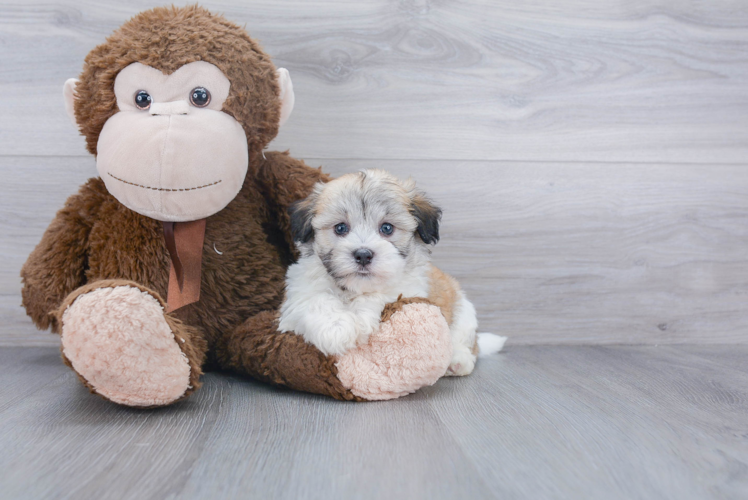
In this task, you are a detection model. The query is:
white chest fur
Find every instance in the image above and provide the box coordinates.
[279,253,431,356]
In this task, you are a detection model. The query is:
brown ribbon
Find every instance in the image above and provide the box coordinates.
[163,219,207,312]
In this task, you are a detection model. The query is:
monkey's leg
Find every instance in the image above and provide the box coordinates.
[213,310,363,401]
[213,297,452,401]
[57,280,207,408]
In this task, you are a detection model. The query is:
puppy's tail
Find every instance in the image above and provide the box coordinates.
[477,333,507,357]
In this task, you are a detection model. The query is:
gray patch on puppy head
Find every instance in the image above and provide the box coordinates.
[390,237,412,260]
[320,250,347,289]
[289,197,316,243]
[320,250,336,277]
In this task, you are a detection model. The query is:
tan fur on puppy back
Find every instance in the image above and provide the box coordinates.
[74,5,281,163]
[427,265,460,325]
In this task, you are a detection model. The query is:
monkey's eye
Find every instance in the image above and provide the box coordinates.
[380,223,394,236]
[134,90,152,110]
[334,223,349,236]
[190,87,211,107]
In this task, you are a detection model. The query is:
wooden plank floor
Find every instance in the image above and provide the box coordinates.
[1,345,746,500]
[1,4,745,499]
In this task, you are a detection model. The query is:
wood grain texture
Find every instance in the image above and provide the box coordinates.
[0,0,747,162]
[3,156,746,346]
[2,4,746,498]
[0,157,95,346]
[0,345,746,499]
[321,160,748,345]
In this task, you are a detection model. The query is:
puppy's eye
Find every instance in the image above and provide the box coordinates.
[190,87,211,107]
[134,90,152,110]
[334,223,349,236]
[380,223,394,236]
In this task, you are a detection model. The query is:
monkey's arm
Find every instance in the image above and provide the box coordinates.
[256,151,330,253]
[21,178,104,333]
[214,296,450,401]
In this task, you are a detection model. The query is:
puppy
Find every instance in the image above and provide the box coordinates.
[278,169,505,376]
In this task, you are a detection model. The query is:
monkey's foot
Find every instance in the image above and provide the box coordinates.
[59,282,195,407]
[335,300,452,400]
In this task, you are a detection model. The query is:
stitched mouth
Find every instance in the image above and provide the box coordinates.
[108,173,222,192]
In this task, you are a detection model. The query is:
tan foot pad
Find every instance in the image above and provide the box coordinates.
[335,303,452,401]
[61,285,191,407]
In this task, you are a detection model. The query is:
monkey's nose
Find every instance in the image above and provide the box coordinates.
[353,248,374,266]
[149,101,190,116]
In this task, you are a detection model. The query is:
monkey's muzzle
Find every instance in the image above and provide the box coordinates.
[96,105,248,222]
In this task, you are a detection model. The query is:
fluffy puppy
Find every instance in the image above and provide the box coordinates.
[279,169,505,376]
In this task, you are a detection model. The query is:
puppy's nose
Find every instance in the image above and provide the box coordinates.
[353,248,374,266]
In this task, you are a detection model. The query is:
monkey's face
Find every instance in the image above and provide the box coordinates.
[93,62,247,221]
[64,6,295,222]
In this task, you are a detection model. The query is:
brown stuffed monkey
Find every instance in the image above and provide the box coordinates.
[20,6,453,407]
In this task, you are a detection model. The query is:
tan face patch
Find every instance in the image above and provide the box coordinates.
[96,62,248,222]
[113,62,231,113]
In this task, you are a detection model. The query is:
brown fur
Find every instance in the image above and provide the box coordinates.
[20,6,361,403]
[429,267,482,356]
[427,265,460,325]
[255,152,331,261]
[213,310,365,402]
[428,267,482,356]
[21,150,350,401]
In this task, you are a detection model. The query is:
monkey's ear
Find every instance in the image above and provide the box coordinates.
[63,78,79,125]
[289,194,316,244]
[410,193,442,245]
[277,68,295,127]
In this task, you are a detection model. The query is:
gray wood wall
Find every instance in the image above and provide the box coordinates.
[1,0,746,346]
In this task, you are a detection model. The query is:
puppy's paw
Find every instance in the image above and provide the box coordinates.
[446,347,476,377]
[310,315,360,357]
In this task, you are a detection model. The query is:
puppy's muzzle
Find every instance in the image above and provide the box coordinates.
[353,248,374,266]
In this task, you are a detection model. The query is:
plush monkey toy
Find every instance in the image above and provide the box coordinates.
[21,6,453,406]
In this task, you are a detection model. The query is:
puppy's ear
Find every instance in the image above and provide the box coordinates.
[410,193,442,244]
[289,192,317,244]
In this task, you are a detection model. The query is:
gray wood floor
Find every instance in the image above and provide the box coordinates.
[1,344,746,500]
[1,2,746,499]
